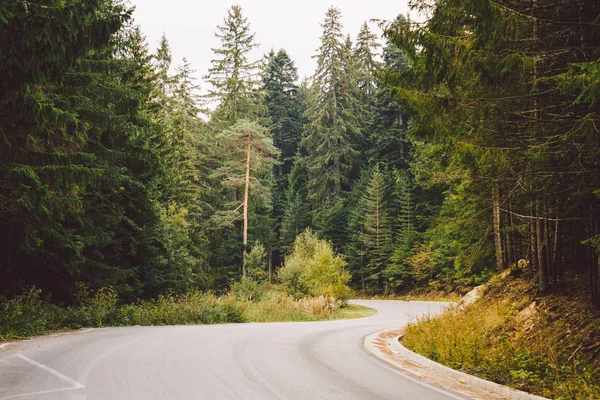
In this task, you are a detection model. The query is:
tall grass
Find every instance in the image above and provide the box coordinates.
[244,292,341,322]
[402,285,600,400]
[0,284,358,340]
[0,287,246,340]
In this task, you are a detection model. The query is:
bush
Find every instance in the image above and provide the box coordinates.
[246,242,268,282]
[0,287,54,339]
[115,292,246,326]
[278,228,350,301]
[230,277,266,302]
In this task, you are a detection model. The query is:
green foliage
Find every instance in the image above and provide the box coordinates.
[246,242,268,282]
[261,49,306,265]
[278,229,350,300]
[205,5,261,127]
[403,278,600,399]
[0,287,55,340]
[302,7,361,205]
[118,293,245,326]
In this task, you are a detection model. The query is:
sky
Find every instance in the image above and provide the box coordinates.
[131,0,414,86]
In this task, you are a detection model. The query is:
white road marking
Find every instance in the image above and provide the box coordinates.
[0,387,80,400]
[78,329,94,333]
[16,354,84,389]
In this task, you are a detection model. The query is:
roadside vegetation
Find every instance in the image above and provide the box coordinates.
[402,274,600,400]
[0,229,370,341]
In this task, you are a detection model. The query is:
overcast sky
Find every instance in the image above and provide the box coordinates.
[132,0,413,86]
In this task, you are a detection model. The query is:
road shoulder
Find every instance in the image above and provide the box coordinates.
[364,328,550,400]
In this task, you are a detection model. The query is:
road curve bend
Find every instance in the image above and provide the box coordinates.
[0,300,467,400]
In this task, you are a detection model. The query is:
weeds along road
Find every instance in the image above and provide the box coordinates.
[0,300,467,400]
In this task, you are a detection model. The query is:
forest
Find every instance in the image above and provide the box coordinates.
[0,0,599,311]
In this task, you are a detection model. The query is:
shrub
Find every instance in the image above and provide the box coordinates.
[246,242,268,282]
[0,287,54,339]
[230,277,266,302]
[115,291,246,326]
[278,228,350,301]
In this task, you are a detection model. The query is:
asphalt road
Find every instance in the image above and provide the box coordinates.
[0,300,469,400]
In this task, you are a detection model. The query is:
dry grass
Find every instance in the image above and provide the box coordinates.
[402,277,600,400]
[244,293,342,322]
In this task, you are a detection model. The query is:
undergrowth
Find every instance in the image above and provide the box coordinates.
[0,281,371,340]
[402,277,600,400]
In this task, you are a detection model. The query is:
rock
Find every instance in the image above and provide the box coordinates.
[456,285,485,311]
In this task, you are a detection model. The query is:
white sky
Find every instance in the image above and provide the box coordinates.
[131,0,413,86]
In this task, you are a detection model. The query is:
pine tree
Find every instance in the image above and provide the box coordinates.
[261,48,305,265]
[154,34,174,101]
[302,7,361,206]
[280,158,311,253]
[385,170,417,290]
[205,5,260,127]
[262,49,304,179]
[368,15,411,170]
[360,166,393,291]
[354,22,381,101]
[211,120,278,276]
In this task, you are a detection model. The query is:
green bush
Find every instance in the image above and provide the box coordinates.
[246,242,268,282]
[230,277,266,301]
[278,228,350,301]
[115,292,246,326]
[0,287,53,339]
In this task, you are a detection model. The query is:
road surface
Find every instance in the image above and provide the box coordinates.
[0,300,468,400]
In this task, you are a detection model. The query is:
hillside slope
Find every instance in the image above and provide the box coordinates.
[402,274,600,400]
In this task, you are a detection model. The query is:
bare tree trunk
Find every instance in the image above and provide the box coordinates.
[242,135,251,277]
[268,251,273,284]
[552,217,560,284]
[507,202,517,267]
[537,202,548,292]
[492,186,505,271]
[530,218,538,279]
[590,210,600,309]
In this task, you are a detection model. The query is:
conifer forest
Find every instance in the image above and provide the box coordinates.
[1,0,599,309]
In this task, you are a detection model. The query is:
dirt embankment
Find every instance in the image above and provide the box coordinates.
[402,272,600,400]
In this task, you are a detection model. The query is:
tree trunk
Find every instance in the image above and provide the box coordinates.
[242,135,251,277]
[268,250,273,284]
[537,202,548,292]
[590,211,600,309]
[506,202,516,267]
[530,218,538,279]
[492,186,505,271]
[552,217,560,284]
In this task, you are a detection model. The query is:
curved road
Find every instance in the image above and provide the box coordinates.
[0,300,468,400]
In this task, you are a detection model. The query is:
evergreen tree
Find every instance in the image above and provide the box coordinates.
[385,170,418,290]
[261,48,305,265]
[211,120,278,276]
[368,15,411,170]
[302,7,360,206]
[360,166,394,290]
[280,158,311,254]
[205,5,260,127]
[154,34,174,103]
[354,22,381,101]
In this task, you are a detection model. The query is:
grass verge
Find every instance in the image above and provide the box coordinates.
[328,303,376,320]
[402,276,600,400]
[1,285,375,340]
